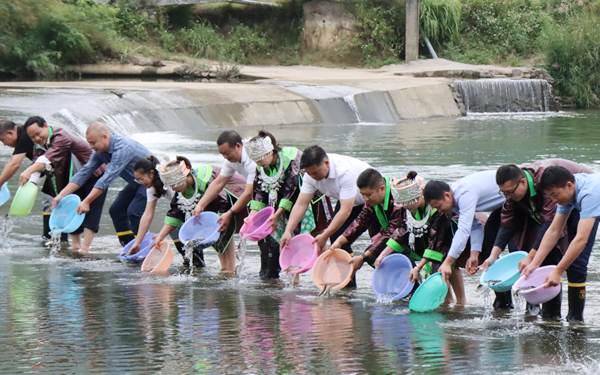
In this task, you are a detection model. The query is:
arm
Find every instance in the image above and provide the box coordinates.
[521,212,570,278]
[280,192,313,249]
[193,174,229,217]
[409,258,428,282]
[128,199,157,255]
[0,153,26,186]
[75,188,105,214]
[543,217,596,287]
[153,223,176,249]
[217,182,253,232]
[53,181,82,208]
[19,161,45,185]
[314,197,356,251]
[375,246,395,268]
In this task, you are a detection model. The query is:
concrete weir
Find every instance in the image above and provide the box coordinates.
[0,60,556,132]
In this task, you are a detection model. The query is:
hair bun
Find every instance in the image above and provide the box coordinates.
[406,171,418,180]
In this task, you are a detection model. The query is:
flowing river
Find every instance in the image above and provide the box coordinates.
[1,85,600,374]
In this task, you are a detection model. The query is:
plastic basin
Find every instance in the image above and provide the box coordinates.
[372,254,415,301]
[311,249,354,291]
[179,212,220,246]
[141,240,174,273]
[0,183,10,207]
[409,273,449,312]
[240,206,274,241]
[480,251,528,292]
[9,182,38,217]
[49,194,86,233]
[279,234,318,274]
[119,232,155,263]
[512,265,561,305]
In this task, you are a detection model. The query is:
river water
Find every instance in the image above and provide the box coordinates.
[1,86,600,374]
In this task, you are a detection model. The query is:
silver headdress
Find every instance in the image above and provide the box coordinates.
[243,136,274,161]
[157,160,190,188]
[391,175,425,207]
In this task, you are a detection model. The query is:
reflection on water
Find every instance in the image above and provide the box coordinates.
[2,88,600,373]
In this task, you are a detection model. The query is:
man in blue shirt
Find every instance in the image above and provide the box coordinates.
[53,122,153,246]
[522,166,600,323]
[424,170,507,307]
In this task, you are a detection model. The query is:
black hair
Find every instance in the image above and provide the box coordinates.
[406,170,418,180]
[423,180,451,202]
[216,130,242,148]
[356,168,385,190]
[249,130,282,155]
[175,155,192,169]
[540,166,575,191]
[496,164,525,185]
[0,120,17,135]
[23,116,46,130]
[300,145,328,169]
[134,156,164,198]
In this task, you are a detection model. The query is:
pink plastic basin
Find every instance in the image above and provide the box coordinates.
[141,241,175,274]
[240,206,275,241]
[512,265,561,305]
[312,249,354,291]
[280,234,318,274]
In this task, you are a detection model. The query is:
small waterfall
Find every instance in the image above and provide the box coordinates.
[455,79,558,113]
[343,95,363,123]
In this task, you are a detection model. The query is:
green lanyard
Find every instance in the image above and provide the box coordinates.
[523,170,542,224]
[374,177,391,231]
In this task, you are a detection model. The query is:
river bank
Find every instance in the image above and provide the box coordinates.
[0,59,554,128]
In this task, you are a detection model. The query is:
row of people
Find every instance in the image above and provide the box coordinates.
[2,119,598,323]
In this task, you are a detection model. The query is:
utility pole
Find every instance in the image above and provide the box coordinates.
[405,0,419,62]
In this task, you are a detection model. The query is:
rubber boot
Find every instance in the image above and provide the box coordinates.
[42,213,51,240]
[61,233,69,243]
[259,237,280,279]
[192,245,205,268]
[117,232,135,247]
[173,240,188,267]
[526,303,541,316]
[493,291,514,309]
[566,285,585,323]
[541,286,562,319]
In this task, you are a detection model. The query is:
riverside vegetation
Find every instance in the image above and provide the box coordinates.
[1,0,599,107]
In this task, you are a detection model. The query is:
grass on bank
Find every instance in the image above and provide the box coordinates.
[2,0,600,106]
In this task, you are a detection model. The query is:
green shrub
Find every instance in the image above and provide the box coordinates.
[542,10,600,107]
[420,0,462,47]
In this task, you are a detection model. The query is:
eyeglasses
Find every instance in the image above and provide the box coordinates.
[134,177,144,185]
[498,182,520,198]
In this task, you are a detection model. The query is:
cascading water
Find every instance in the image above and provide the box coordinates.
[0,215,13,252]
[236,238,247,282]
[455,79,558,113]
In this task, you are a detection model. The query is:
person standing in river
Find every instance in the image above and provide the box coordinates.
[521,166,600,323]
[18,116,107,252]
[245,131,331,279]
[481,159,592,320]
[280,145,370,286]
[192,130,255,237]
[423,170,506,306]
[0,119,66,241]
[53,122,153,246]
[132,156,246,271]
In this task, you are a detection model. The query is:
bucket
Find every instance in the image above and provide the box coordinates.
[179,212,220,246]
[49,194,85,233]
[372,254,414,301]
[119,232,155,263]
[240,206,274,241]
[0,183,10,207]
[512,265,562,305]
[409,273,448,312]
[480,251,528,292]
[9,182,38,217]
[141,240,175,273]
[311,249,354,291]
[279,234,318,274]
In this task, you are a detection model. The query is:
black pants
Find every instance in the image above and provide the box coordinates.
[329,202,364,255]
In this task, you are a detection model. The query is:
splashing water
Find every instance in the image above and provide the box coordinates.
[49,231,62,257]
[0,214,13,252]
[183,241,195,275]
[282,272,295,289]
[376,293,397,304]
[236,238,247,281]
[477,283,494,320]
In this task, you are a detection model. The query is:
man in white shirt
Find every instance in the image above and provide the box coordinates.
[280,146,371,266]
[192,131,255,271]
